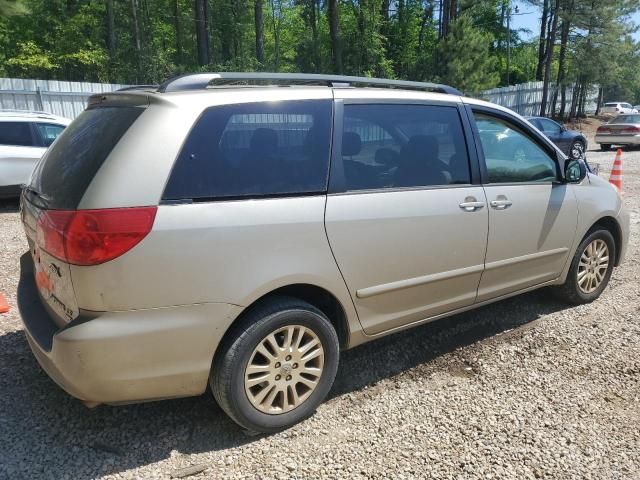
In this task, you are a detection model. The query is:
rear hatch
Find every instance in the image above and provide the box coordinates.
[21,105,147,326]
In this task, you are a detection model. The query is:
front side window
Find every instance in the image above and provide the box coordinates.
[163,100,332,200]
[0,121,35,146]
[340,104,470,191]
[35,123,66,146]
[474,113,558,184]
[538,118,562,135]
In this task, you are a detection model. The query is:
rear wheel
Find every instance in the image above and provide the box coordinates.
[552,229,615,304]
[210,296,339,433]
[600,143,611,151]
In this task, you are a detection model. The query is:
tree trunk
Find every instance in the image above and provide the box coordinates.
[310,0,320,72]
[595,86,603,115]
[173,0,182,65]
[106,0,116,54]
[270,0,281,69]
[536,0,549,81]
[255,0,265,65]
[539,0,559,117]
[131,0,142,82]
[328,0,342,74]
[551,16,570,117]
[194,0,210,66]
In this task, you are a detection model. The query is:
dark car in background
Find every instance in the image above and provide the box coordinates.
[526,116,587,159]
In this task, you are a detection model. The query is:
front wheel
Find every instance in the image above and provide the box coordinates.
[210,296,339,433]
[552,229,615,304]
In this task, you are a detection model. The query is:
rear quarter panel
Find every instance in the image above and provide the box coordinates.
[70,197,360,334]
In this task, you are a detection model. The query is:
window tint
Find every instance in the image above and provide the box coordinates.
[340,104,470,191]
[604,103,617,107]
[474,113,558,183]
[29,107,143,209]
[35,123,66,147]
[538,118,562,134]
[0,122,35,146]
[163,100,332,200]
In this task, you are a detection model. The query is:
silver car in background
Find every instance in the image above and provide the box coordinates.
[0,110,70,198]
[595,114,640,150]
[18,73,629,434]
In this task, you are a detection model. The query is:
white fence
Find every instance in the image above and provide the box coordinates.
[0,78,128,119]
[0,77,600,120]
[480,81,599,117]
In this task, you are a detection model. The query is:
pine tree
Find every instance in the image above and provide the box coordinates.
[438,15,499,93]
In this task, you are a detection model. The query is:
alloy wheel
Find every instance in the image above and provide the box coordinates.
[244,325,324,414]
[577,239,609,294]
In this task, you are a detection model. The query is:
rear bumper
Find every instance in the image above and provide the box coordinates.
[18,253,242,404]
[595,134,640,145]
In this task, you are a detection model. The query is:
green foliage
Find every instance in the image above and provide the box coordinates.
[0,0,637,100]
[438,15,499,94]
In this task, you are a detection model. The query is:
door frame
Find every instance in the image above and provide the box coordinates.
[461,103,566,186]
[328,98,484,194]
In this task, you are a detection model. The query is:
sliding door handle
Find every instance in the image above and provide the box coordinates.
[459,201,485,212]
[490,199,513,210]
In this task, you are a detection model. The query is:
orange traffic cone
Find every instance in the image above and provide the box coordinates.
[0,293,8,314]
[609,149,623,193]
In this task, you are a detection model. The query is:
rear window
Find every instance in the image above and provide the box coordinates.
[162,100,332,201]
[613,115,640,124]
[604,103,618,107]
[29,106,143,209]
[0,121,36,146]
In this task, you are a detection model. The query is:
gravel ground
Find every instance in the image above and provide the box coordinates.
[1,145,639,480]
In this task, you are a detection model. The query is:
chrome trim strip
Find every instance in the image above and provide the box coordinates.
[484,247,569,271]
[356,264,484,299]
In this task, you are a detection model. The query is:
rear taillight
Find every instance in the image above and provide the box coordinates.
[621,126,640,133]
[597,126,611,133]
[36,207,157,266]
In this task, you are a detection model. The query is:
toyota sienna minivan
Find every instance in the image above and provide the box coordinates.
[18,73,629,433]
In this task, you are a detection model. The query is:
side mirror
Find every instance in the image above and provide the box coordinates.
[564,158,587,183]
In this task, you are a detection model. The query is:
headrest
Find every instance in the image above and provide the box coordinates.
[250,128,278,154]
[342,132,362,156]
[404,135,439,158]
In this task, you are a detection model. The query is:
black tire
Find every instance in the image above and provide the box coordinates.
[569,140,585,159]
[210,296,339,433]
[600,143,611,151]
[552,229,616,305]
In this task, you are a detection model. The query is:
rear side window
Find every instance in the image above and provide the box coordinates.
[0,122,36,147]
[163,100,332,201]
[340,104,470,191]
[29,107,143,209]
[34,123,66,147]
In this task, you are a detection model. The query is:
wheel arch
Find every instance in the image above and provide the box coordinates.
[588,215,623,266]
[217,283,352,358]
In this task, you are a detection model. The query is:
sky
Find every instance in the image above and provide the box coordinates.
[510,0,640,42]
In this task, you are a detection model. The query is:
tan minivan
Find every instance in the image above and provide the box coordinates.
[19,73,629,433]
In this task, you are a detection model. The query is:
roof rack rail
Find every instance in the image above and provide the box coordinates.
[116,85,159,92]
[0,109,55,116]
[157,72,462,95]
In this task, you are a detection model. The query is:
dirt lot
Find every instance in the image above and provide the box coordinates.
[1,143,639,479]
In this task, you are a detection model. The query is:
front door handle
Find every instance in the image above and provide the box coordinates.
[490,198,513,210]
[459,200,485,212]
